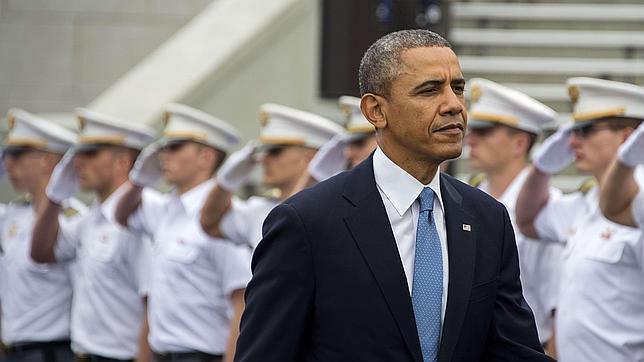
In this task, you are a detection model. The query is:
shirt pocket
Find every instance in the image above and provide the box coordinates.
[163,238,199,264]
[86,234,119,262]
[583,241,626,264]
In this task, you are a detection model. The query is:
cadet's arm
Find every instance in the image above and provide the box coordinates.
[599,158,638,227]
[199,184,232,238]
[224,289,245,362]
[516,166,552,239]
[115,182,143,227]
[31,197,63,263]
[136,298,152,362]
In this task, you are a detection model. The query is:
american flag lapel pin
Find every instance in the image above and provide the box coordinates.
[462,224,471,232]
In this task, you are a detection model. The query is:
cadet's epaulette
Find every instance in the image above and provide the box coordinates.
[261,188,282,200]
[9,193,32,206]
[578,178,597,195]
[468,173,487,188]
[61,206,80,218]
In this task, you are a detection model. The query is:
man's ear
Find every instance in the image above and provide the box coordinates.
[360,94,387,130]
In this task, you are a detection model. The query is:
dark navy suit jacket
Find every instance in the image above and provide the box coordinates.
[235,154,552,362]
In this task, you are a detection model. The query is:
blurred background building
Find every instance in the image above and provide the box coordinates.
[1,0,643,200]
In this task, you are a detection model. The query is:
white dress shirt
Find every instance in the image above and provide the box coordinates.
[633,167,644,229]
[372,147,449,323]
[127,179,252,355]
[479,168,563,343]
[220,196,279,249]
[534,184,644,362]
[55,184,152,360]
[0,198,85,345]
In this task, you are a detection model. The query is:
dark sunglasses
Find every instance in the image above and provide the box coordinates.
[263,145,289,157]
[75,144,112,157]
[467,125,499,137]
[571,123,612,138]
[3,147,35,159]
[160,141,189,153]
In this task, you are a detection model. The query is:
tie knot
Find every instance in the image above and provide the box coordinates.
[418,187,435,212]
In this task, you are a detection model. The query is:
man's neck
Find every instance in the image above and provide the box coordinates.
[96,178,127,203]
[176,175,210,196]
[485,159,527,199]
[378,144,440,185]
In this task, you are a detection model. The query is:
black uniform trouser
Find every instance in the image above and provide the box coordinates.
[4,340,73,362]
[152,351,222,362]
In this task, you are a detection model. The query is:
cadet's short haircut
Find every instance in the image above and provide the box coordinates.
[359,29,452,97]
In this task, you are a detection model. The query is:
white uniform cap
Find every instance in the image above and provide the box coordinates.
[468,78,556,135]
[567,77,644,129]
[161,103,240,153]
[75,108,155,151]
[338,96,375,136]
[258,103,344,149]
[5,108,76,153]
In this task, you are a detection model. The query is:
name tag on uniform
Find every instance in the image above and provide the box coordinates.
[462,224,471,232]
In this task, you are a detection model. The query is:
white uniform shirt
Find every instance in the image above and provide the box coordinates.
[55,184,152,359]
[127,179,252,354]
[372,147,449,323]
[633,167,644,229]
[0,198,85,345]
[534,185,644,362]
[479,168,563,343]
[220,196,278,249]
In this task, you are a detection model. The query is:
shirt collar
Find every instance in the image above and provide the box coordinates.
[373,147,443,216]
[170,179,216,218]
[96,182,130,223]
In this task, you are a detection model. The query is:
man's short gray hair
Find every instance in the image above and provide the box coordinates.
[358,29,452,97]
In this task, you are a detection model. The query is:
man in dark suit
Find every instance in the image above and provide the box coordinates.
[235,29,550,362]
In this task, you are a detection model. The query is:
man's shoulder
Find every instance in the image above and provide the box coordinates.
[442,173,504,208]
[285,170,353,211]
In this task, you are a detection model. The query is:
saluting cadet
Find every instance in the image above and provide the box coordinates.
[0,109,85,361]
[30,108,156,362]
[515,77,644,362]
[464,79,563,347]
[114,104,251,362]
[306,96,378,184]
[600,121,644,231]
[199,103,344,249]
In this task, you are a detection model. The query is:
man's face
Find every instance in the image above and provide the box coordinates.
[261,145,314,189]
[569,123,625,176]
[159,141,212,186]
[3,148,46,191]
[344,134,378,169]
[379,46,467,164]
[466,125,525,173]
[74,146,122,191]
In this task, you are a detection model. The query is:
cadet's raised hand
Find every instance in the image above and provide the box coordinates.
[129,142,162,187]
[216,141,258,192]
[533,124,574,174]
[309,134,348,182]
[46,149,79,204]
[618,122,644,167]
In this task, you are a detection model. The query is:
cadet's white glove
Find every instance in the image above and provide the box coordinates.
[129,143,162,187]
[46,149,79,204]
[216,142,258,192]
[309,134,348,182]
[618,122,644,167]
[533,124,574,174]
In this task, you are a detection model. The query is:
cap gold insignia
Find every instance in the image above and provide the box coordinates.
[568,85,580,105]
[470,84,482,103]
[77,116,86,131]
[258,111,269,126]
[340,104,352,116]
[7,115,15,130]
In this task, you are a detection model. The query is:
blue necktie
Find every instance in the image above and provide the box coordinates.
[412,187,443,362]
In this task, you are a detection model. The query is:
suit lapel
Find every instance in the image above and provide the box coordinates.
[438,177,477,362]
[342,155,424,362]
